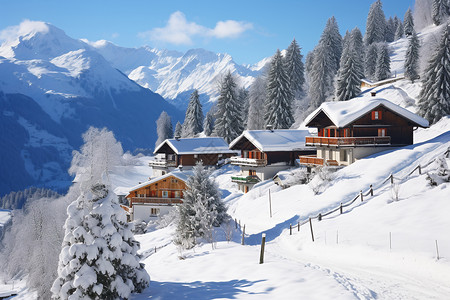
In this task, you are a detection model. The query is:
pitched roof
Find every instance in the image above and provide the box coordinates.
[154,137,237,155]
[229,129,313,152]
[126,169,192,196]
[304,97,429,128]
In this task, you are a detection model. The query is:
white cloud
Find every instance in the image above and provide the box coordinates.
[0,20,49,43]
[139,11,252,45]
[111,32,120,39]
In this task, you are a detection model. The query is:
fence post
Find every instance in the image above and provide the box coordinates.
[269,189,272,218]
[436,240,440,260]
[318,213,322,221]
[390,174,394,184]
[309,218,315,242]
[259,233,266,264]
[418,165,422,175]
[235,218,237,229]
[336,230,339,244]
[298,221,300,232]
[340,203,343,214]
[290,224,292,235]
[389,232,392,251]
[155,246,156,253]
[360,190,363,202]
[241,225,245,245]
[239,220,241,228]
[370,184,373,196]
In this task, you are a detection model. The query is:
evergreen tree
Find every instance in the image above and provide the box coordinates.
[305,50,316,84]
[181,90,203,138]
[155,111,173,148]
[404,8,415,36]
[394,20,405,40]
[415,0,434,30]
[375,43,391,81]
[365,43,378,79]
[405,30,421,82]
[203,110,214,136]
[213,71,243,143]
[174,162,226,249]
[385,17,396,42]
[365,0,387,45]
[336,28,364,101]
[284,38,305,97]
[238,88,250,129]
[433,0,450,25]
[247,76,267,130]
[174,121,183,138]
[418,23,450,124]
[265,49,294,129]
[308,16,343,107]
[351,27,365,62]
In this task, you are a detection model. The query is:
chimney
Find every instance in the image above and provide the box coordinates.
[175,135,180,141]
[371,91,377,97]
[266,124,274,132]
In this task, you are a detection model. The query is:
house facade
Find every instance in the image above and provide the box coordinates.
[150,137,238,177]
[229,129,316,192]
[300,97,429,167]
[122,170,191,222]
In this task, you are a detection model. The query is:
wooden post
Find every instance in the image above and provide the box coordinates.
[259,233,266,264]
[269,189,272,218]
[436,240,440,260]
[340,202,343,214]
[418,165,422,175]
[235,218,237,229]
[290,224,292,235]
[318,213,322,221]
[389,232,392,251]
[370,185,373,196]
[155,246,156,253]
[360,190,363,202]
[390,174,394,184]
[336,230,339,244]
[241,224,245,245]
[239,220,241,228]
[298,221,300,232]
[309,218,315,242]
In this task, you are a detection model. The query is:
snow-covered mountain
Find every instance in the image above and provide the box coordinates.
[87,40,267,110]
[0,21,183,195]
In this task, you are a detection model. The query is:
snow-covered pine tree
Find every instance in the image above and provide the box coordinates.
[427,155,450,185]
[350,27,365,63]
[173,162,226,249]
[433,0,450,25]
[181,90,203,138]
[365,0,387,45]
[203,110,214,136]
[375,43,391,81]
[213,71,243,143]
[174,121,183,138]
[404,8,415,36]
[284,38,305,97]
[265,49,295,129]
[336,28,364,101]
[155,111,173,148]
[418,23,450,124]
[305,49,316,84]
[308,16,343,108]
[238,88,250,129]
[365,43,378,79]
[385,17,396,42]
[395,19,404,40]
[405,30,420,82]
[247,76,267,130]
[415,0,434,30]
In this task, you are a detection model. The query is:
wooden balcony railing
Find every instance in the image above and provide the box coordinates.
[148,160,177,167]
[230,156,267,167]
[231,175,261,184]
[299,155,339,166]
[305,136,391,147]
[130,197,183,205]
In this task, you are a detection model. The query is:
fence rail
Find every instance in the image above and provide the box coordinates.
[305,136,391,147]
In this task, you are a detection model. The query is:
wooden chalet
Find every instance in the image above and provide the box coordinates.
[150,137,238,177]
[123,170,191,221]
[300,97,429,167]
[229,129,316,192]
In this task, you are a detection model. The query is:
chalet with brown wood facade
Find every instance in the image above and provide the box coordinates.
[229,129,316,192]
[122,170,191,221]
[300,97,429,167]
[150,137,238,177]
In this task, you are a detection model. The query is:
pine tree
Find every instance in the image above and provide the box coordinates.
[238,88,250,129]
[174,162,226,249]
[418,23,450,124]
[174,121,183,138]
[213,71,243,143]
[265,49,294,129]
[365,0,387,45]
[394,20,405,40]
[375,43,391,81]
[385,17,396,42]
[284,38,305,97]
[308,16,343,107]
[405,30,420,82]
[155,111,173,148]
[365,43,378,79]
[336,28,364,101]
[404,8,415,36]
[415,0,434,30]
[203,110,214,136]
[247,76,267,130]
[433,0,450,25]
[181,90,203,138]
[305,50,316,84]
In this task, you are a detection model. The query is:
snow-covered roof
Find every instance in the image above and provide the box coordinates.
[154,137,237,155]
[229,129,314,152]
[304,97,429,128]
[126,169,192,196]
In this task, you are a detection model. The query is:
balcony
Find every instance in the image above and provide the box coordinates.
[231,175,261,184]
[230,156,267,167]
[305,136,391,147]
[130,197,183,205]
[148,159,177,168]
[299,155,338,166]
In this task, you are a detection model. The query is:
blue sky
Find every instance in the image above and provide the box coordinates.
[0,0,415,65]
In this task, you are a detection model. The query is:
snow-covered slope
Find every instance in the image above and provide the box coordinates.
[88,40,266,109]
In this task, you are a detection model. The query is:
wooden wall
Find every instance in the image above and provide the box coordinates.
[126,175,186,201]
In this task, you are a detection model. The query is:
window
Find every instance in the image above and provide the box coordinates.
[174,191,180,198]
[150,208,160,216]
[378,128,386,137]
[341,150,347,162]
[372,110,382,120]
[344,128,350,137]
[162,191,169,198]
[171,178,178,183]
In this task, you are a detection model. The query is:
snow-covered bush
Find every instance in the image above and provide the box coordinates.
[426,156,450,186]
[309,166,336,195]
